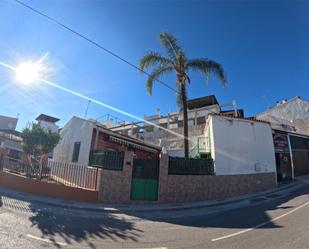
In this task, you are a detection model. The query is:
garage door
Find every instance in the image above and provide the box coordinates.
[290,135,309,176]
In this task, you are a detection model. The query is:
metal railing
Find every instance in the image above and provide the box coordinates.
[0,155,99,190]
[168,156,215,175]
[48,161,99,190]
[2,156,39,178]
[89,150,124,170]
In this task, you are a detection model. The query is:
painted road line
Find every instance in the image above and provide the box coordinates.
[26,234,67,246]
[211,200,309,242]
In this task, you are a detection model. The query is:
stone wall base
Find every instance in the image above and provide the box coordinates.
[158,172,276,203]
[98,154,277,204]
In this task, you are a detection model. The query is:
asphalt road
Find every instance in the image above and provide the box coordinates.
[1,185,309,249]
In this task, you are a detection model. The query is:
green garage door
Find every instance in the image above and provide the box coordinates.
[131,159,159,201]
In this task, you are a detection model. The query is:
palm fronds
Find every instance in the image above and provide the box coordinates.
[140,52,173,71]
[146,66,174,95]
[158,32,183,61]
[186,58,227,87]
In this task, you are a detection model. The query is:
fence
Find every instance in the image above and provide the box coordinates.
[168,157,215,175]
[48,161,99,190]
[0,155,99,191]
[1,156,39,178]
[89,150,124,170]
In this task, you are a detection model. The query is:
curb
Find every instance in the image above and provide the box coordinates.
[0,179,304,214]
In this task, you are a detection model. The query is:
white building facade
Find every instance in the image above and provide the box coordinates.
[205,114,277,176]
[53,116,94,165]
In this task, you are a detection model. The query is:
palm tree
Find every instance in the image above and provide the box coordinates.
[140,32,227,158]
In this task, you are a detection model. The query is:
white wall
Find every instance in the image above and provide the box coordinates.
[209,115,276,175]
[0,115,18,130]
[38,120,59,133]
[53,117,94,165]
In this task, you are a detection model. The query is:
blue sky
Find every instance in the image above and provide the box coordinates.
[0,0,308,131]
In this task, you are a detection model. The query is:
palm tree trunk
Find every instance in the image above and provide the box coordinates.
[180,81,189,158]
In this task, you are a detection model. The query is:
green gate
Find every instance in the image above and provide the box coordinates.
[130,158,159,201]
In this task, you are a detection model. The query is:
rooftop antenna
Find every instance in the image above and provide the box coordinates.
[84,100,91,119]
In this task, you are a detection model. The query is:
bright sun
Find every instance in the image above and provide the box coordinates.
[15,62,41,84]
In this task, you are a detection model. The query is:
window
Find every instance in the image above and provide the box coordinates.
[72,142,81,162]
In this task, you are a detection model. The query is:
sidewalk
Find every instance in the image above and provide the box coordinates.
[0,176,308,214]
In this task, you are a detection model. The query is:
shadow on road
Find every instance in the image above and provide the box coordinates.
[125,184,309,231]
[28,204,142,249]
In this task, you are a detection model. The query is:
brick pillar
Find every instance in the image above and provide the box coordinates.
[122,151,134,201]
[96,168,102,191]
[98,151,134,203]
[158,154,169,202]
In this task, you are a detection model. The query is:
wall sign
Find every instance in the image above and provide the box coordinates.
[273,133,289,153]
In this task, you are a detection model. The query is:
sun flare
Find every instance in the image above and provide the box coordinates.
[15,62,42,84]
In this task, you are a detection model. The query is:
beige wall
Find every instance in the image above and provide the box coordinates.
[98,153,277,204]
[98,151,134,203]
[158,155,276,203]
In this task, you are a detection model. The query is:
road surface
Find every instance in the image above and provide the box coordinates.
[0,184,309,249]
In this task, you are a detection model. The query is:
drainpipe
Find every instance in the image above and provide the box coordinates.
[287,134,295,180]
[94,128,99,150]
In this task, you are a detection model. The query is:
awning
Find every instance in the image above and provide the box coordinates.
[109,136,158,153]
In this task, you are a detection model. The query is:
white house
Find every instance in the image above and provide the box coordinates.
[36,114,60,133]
[109,95,243,158]
[53,116,161,166]
[53,116,94,165]
[205,114,277,176]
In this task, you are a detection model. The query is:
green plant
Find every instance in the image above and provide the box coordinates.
[21,123,60,159]
[140,32,227,158]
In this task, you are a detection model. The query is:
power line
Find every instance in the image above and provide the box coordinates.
[13,0,177,93]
